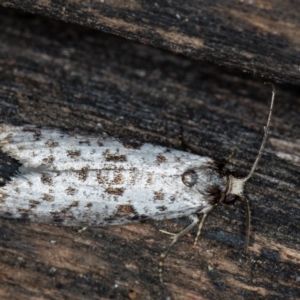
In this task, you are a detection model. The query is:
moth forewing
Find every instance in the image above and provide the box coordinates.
[0,127,218,225]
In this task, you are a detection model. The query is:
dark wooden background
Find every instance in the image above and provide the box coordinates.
[0,2,299,300]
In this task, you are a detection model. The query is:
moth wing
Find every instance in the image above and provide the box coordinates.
[0,124,212,173]
[0,166,211,226]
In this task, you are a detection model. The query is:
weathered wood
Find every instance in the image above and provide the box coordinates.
[0,1,300,85]
[0,7,299,300]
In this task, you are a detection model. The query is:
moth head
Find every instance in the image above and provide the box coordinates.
[224,177,244,205]
[182,165,228,204]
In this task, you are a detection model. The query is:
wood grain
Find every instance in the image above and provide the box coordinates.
[0,0,300,85]
[0,7,299,300]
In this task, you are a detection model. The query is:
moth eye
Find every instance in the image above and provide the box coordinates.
[224,193,239,205]
[182,170,198,187]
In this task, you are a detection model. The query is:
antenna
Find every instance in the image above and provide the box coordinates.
[239,83,275,252]
[228,83,275,252]
[242,83,275,183]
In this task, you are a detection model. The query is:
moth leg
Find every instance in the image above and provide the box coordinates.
[159,229,176,238]
[159,215,201,238]
[77,227,88,233]
[159,213,201,237]
[159,214,200,283]
[194,205,216,247]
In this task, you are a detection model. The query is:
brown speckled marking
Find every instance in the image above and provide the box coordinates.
[17,208,31,217]
[106,154,127,162]
[156,206,167,211]
[0,192,8,203]
[27,181,33,187]
[42,155,54,165]
[112,173,124,185]
[102,149,127,162]
[169,196,175,202]
[157,154,167,163]
[116,204,137,216]
[78,166,90,181]
[45,139,59,147]
[22,126,41,134]
[105,187,124,195]
[128,168,138,185]
[122,140,142,150]
[70,201,79,207]
[67,150,81,158]
[86,202,93,208]
[51,212,64,223]
[96,170,105,184]
[43,193,54,202]
[175,156,181,162]
[17,145,25,150]
[97,140,104,146]
[3,133,13,144]
[59,208,76,220]
[147,173,153,185]
[60,207,68,214]
[79,139,90,145]
[154,191,164,200]
[102,149,109,156]
[23,126,42,141]
[65,186,76,196]
[18,210,31,220]
[29,200,41,208]
[41,173,53,186]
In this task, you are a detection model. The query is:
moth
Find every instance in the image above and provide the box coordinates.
[0,84,275,282]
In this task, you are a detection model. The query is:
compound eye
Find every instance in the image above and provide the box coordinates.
[182,170,198,187]
[224,194,239,205]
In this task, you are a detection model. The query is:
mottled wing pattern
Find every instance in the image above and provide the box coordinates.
[0,124,213,225]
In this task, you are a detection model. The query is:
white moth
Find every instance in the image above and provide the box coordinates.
[0,84,275,282]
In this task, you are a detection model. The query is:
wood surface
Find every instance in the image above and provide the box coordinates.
[0,0,300,85]
[0,5,299,300]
